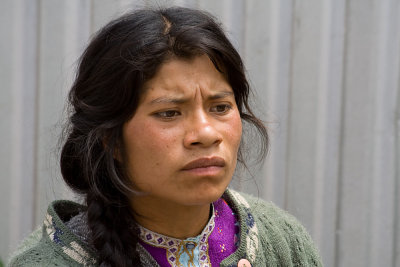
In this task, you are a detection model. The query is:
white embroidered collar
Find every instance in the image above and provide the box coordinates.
[138,204,215,266]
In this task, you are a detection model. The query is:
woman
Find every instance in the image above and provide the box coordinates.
[9,7,322,267]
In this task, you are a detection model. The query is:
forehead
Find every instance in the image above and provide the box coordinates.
[141,55,231,100]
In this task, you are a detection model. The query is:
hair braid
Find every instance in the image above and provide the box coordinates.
[61,133,143,266]
[86,192,140,266]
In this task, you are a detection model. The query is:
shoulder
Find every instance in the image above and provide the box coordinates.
[225,188,297,226]
[8,238,82,267]
[224,189,323,266]
[8,200,97,267]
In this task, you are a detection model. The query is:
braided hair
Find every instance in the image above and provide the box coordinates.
[60,7,268,266]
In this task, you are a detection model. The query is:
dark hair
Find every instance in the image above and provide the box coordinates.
[60,6,268,266]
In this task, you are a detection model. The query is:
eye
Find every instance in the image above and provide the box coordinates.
[210,104,232,114]
[154,110,181,119]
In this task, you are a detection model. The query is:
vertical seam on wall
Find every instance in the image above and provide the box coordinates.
[32,0,41,227]
[236,0,247,193]
[90,0,94,34]
[393,70,400,267]
[284,0,295,210]
[392,16,400,266]
[334,0,350,266]
[241,0,247,61]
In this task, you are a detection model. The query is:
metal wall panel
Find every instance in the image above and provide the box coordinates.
[337,0,399,266]
[1,1,399,266]
[33,0,90,228]
[0,0,39,259]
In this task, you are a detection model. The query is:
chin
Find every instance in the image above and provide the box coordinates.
[184,185,227,206]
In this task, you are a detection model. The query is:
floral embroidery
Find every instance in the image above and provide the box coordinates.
[214,209,219,217]
[246,212,255,230]
[44,214,64,246]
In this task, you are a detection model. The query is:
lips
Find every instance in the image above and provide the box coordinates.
[182,157,226,171]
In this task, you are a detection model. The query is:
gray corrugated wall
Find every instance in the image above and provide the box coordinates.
[1,0,399,266]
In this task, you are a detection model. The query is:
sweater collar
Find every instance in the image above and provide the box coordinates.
[43,188,258,266]
[43,200,97,266]
[220,189,259,265]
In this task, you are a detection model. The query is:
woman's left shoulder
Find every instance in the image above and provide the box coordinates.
[225,188,306,226]
[224,188,324,266]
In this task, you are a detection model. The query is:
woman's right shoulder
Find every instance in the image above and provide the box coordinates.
[7,200,96,267]
[7,227,77,267]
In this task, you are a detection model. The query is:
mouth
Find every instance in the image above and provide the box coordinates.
[181,157,226,175]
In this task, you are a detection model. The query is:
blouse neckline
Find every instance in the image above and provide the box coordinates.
[137,204,215,266]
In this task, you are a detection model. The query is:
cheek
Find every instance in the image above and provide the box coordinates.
[123,122,180,189]
[124,121,180,163]
[226,114,243,151]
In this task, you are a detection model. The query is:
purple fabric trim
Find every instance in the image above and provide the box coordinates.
[140,242,171,266]
[208,198,239,265]
[138,198,239,266]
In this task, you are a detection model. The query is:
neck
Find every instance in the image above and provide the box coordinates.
[131,197,212,239]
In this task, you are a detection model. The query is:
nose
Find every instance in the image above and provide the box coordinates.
[183,111,222,148]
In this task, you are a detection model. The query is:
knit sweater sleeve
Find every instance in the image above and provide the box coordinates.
[8,241,81,267]
[7,227,42,265]
[7,228,80,267]
[244,193,323,266]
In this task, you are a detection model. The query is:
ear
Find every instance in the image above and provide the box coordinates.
[102,135,123,162]
[113,146,123,162]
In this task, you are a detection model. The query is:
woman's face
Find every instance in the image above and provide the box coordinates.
[122,55,242,207]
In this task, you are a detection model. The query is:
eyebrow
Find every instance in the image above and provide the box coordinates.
[148,91,234,105]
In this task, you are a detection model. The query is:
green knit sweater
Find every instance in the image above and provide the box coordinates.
[8,189,323,266]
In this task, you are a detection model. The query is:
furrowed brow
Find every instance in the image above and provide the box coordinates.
[148,91,234,105]
[208,91,234,100]
[149,97,189,105]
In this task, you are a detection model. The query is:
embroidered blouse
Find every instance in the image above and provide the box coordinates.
[138,198,239,267]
